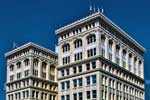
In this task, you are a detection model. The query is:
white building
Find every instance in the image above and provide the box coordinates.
[55,11,145,100]
[5,42,58,100]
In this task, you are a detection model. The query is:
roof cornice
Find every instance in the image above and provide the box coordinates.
[55,12,145,52]
[5,42,58,57]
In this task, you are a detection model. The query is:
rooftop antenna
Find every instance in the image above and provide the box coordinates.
[101,6,104,14]
[13,42,18,49]
[89,0,93,13]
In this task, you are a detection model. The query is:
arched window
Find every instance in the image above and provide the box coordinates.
[62,43,70,52]
[101,34,106,47]
[129,53,132,71]
[101,34,106,57]
[123,50,127,68]
[87,34,96,44]
[24,59,30,66]
[138,60,142,76]
[33,59,39,76]
[108,40,113,61]
[16,62,21,69]
[33,59,39,67]
[134,57,137,74]
[50,65,55,81]
[116,45,120,65]
[10,64,14,71]
[74,39,82,48]
[42,62,47,78]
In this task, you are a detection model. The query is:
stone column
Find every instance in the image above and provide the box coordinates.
[141,60,144,79]
[46,63,50,80]
[30,56,33,76]
[126,51,129,70]
[38,59,42,78]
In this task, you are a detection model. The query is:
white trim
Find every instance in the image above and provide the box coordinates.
[5,42,58,57]
[55,12,145,52]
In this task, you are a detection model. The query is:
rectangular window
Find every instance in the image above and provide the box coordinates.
[92,75,97,84]
[10,75,14,82]
[66,95,70,100]
[86,63,90,70]
[79,92,83,100]
[66,81,70,89]
[73,93,77,100]
[79,78,83,87]
[102,48,105,57]
[92,90,97,98]
[61,95,65,100]
[17,73,21,79]
[61,70,64,76]
[73,79,77,88]
[61,82,65,90]
[86,76,90,85]
[87,91,91,99]
[66,69,70,75]
[73,67,77,74]
[78,65,82,72]
[92,61,96,69]
[24,70,29,77]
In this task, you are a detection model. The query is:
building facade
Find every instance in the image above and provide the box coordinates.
[56,11,145,100]
[5,42,58,100]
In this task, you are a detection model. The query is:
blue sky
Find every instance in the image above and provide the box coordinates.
[0,0,150,99]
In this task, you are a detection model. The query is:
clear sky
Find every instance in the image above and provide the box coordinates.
[0,0,150,99]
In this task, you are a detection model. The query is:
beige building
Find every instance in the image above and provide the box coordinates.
[56,11,145,100]
[5,42,58,100]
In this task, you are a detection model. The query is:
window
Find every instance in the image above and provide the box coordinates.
[86,76,90,85]
[78,92,83,100]
[92,90,97,98]
[73,93,77,100]
[92,75,97,84]
[73,79,77,88]
[108,40,113,61]
[116,45,120,65]
[74,52,82,61]
[66,69,70,75]
[73,67,77,74]
[62,43,70,52]
[87,91,91,99]
[10,75,14,82]
[61,70,64,76]
[61,82,65,90]
[92,61,96,69]
[87,48,96,57]
[17,73,21,79]
[62,56,70,65]
[42,62,47,78]
[78,65,82,72]
[87,34,96,44]
[66,95,70,100]
[101,34,105,57]
[61,95,65,100]
[17,62,21,69]
[10,65,14,71]
[79,78,83,87]
[86,63,90,70]
[24,59,30,66]
[74,39,82,48]
[123,50,126,68]
[24,70,29,77]
[66,81,70,89]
